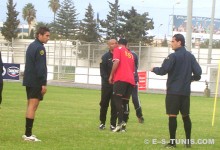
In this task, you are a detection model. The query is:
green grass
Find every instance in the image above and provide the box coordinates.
[0,82,219,150]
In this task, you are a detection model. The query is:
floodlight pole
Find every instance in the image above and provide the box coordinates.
[171,0,180,37]
[186,0,193,51]
[207,0,216,64]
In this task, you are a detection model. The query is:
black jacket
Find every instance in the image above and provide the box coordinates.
[0,52,3,83]
[100,51,113,86]
[131,51,139,83]
[23,39,47,87]
[152,47,202,96]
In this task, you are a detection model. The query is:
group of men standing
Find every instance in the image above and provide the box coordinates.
[99,38,144,132]
[16,26,202,149]
[98,34,202,148]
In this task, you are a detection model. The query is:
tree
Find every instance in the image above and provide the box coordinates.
[35,22,50,31]
[121,7,154,44]
[100,0,122,40]
[34,22,59,40]
[78,3,100,42]
[55,0,78,39]
[1,0,20,42]
[22,3,36,35]
[161,35,168,47]
[29,29,35,39]
[48,0,60,23]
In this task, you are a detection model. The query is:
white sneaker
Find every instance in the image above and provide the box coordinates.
[112,122,126,132]
[22,135,41,142]
[112,125,121,132]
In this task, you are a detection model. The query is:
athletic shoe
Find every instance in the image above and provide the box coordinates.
[138,117,144,123]
[110,125,115,131]
[121,125,126,132]
[22,135,41,142]
[112,125,121,132]
[99,123,105,130]
[164,143,176,148]
[112,122,126,132]
[184,143,191,148]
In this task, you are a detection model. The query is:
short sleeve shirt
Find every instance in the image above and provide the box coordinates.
[112,46,135,85]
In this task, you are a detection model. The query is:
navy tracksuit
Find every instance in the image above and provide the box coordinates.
[99,51,117,126]
[131,51,143,118]
[123,50,143,123]
[0,52,3,105]
[23,39,47,87]
[152,46,202,96]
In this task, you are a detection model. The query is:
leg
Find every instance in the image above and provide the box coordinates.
[180,96,191,147]
[131,84,144,123]
[25,98,40,136]
[99,86,111,126]
[122,99,129,123]
[112,94,127,132]
[0,82,3,105]
[113,94,124,124]
[182,115,192,147]
[23,86,43,142]
[110,93,117,127]
[112,82,132,132]
[168,115,177,145]
[165,94,180,148]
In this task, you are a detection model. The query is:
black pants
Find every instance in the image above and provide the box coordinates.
[0,82,3,104]
[131,84,143,118]
[99,85,117,126]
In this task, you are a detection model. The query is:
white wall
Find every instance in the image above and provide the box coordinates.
[75,67,101,85]
[74,67,211,93]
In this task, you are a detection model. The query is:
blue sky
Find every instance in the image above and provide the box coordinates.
[0,0,219,38]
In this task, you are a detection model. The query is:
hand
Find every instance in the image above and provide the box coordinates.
[41,86,47,95]
[150,67,154,72]
[109,75,113,84]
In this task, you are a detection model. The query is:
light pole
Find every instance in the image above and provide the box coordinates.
[172,0,181,36]
[208,0,216,64]
[186,0,193,51]
[157,24,163,46]
[22,24,24,39]
[172,1,181,18]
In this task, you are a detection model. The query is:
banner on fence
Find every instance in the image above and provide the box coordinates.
[2,63,20,80]
[138,71,147,91]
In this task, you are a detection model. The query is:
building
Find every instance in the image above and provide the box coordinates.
[0,22,29,39]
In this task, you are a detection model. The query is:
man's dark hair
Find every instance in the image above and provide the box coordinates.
[35,27,50,38]
[118,38,128,46]
[173,34,185,46]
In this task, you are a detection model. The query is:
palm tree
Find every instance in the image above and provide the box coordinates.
[22,3,36,35]
[48,0,60,23]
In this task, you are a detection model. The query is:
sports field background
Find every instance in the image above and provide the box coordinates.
[0,82,219,150]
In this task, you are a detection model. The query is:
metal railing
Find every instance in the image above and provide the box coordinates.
[1,39,220,95]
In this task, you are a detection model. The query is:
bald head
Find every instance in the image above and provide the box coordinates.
[107,39,118,52]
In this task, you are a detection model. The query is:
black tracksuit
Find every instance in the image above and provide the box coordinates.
[99,51,117,126]
[23,39,47,87]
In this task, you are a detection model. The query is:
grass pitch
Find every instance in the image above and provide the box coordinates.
[0,82,219,150]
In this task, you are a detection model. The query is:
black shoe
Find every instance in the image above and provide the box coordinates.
[110,125,115,131]
[138,117,144,123]
[99,123,105,130]
[184,143,191,148]
[121,124,126,132]
[164,143,176,148]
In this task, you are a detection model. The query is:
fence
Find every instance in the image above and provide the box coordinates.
[1,39,220,95]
